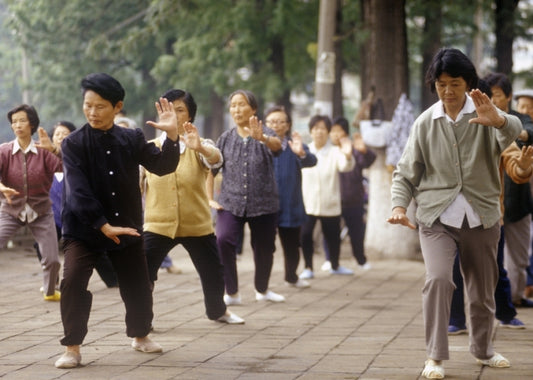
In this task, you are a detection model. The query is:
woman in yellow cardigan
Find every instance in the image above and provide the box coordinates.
[142,89,244,324]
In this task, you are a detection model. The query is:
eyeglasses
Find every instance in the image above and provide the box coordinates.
[265,120,287,126]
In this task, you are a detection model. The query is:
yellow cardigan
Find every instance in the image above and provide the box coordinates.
[143,139,214,238]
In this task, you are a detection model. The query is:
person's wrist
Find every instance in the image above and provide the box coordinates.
[262,134,270,144]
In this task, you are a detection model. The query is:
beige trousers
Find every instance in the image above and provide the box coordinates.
[419,219,499,361]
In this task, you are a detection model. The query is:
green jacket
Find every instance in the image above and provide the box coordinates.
[391,100,522,229]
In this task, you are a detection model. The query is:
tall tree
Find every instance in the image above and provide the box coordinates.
[360,0,408,120]
[494,0,519,75]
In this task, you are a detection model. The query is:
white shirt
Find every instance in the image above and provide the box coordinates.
[301,140,354,216]
[434,94,482,228]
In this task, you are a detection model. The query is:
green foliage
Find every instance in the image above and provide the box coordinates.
[1,0,532,137]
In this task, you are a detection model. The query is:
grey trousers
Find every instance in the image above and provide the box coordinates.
[503,215,531,303]
[419,219,499,361]
[0,211,60,296]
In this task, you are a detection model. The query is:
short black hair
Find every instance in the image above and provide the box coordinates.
[264,105,292,135]
[332,116,350,135]
[308,115,332,132]
[81,73,125,107]
[483,72,512,97]
[7,104,40,135]
[476,79,493,98]
[425,48,479,93]
[54,121,76,133]
[162,89,198,122]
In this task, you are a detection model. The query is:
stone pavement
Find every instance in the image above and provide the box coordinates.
[1,236,533,380]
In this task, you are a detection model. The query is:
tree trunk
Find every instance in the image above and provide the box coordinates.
[420,1,441,111]
[360,0,419,260]
[333,0,344,119]
[360,0,408,120]
[204,90,225,141]
[495,0,518,76]
[364,148,421,260]
[314,0,338,118]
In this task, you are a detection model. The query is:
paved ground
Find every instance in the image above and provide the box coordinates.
[1,234,533,380]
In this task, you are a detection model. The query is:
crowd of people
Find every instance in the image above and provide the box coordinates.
[1,47,533,379]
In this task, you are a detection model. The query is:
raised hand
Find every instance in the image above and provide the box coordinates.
[339,136,353,157]
[146,97,179,141]
[288,131,305,157]
[183,122,201,150]
[353,132,367,153]
[34,127,55,153]
[468,89,506,128]
[244,115,263,140]
[518,144,533,172]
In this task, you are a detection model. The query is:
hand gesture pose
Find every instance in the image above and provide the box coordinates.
[245,115,263,141]
[146,97,179,141]
[386,207,417,230]
[34,127,57,153]
[469,89,506,128]
[339,136,353,159]
[183,122,201,150]
[518,144,533,173]
[100,223,140,245]
[0,183,20,205]
[353,132,367,154]
[288,131,305,157]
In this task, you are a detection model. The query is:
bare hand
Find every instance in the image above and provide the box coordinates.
[100,223,140,245]
[146,97,179,141]
[0,185,20,205]
[183,122,201,150]
[244,116,263,141]
[208,199,224,210]
[386,207,417,230]
[518,145,533,171]
[353,132,367,153]
[34,127,55,152]
[468,89,506,128]
[288,131,305,157]
[340,136,353,157]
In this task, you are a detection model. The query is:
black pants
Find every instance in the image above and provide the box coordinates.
[59,239,153,346]
[301,215,341,271]
[278,226,301,284]
[144,232,226,320]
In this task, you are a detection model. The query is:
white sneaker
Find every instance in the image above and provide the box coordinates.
[359,263,371,271]
[55,351,81,369]
[330,266,354,275]
[217,311,245,324]
[223,294,242,306]
[287,279,311,288]
[255,290,285,302]
[299,268,314,279]
[320,261,332,271]
[131,337,162,353]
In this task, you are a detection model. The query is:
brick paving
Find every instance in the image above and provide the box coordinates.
[1,236,532,379]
